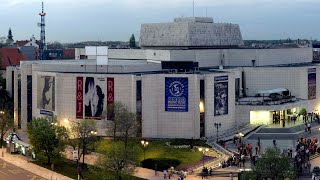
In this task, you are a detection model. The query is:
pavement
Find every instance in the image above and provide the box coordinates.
[0,148,72,180]
[0,158,44,180]
[134,167,238,180]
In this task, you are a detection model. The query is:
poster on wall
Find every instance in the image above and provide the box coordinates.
[308,68,316,100]
[76,77,84,119]
[106,78,114,120]
[165,77,188,112]
[84,77,106,119]
[37,76,55,112]
[214,76,228,116]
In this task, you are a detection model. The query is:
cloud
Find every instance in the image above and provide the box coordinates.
[2,0,320,9]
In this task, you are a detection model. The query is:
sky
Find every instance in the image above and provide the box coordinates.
[0,0,319,43]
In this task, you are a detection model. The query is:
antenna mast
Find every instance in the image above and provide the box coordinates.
[193,0,195,17]
[39,2,46,60]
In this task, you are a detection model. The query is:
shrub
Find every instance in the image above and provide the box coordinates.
[169,139,211,148]
[141,158,181,171]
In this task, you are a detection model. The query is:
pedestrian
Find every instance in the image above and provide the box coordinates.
[273,139,276,147]
[155,163,158,175]
[230,172,234,180]
[163,169,167,179]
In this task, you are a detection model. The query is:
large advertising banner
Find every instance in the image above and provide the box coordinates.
[84,77,106,119]
[37,76,55,112]
[214,76,228,116]
[76,77,84,119]
[308,68,317,100]
[165,77,188,112]
[107,78,114,119]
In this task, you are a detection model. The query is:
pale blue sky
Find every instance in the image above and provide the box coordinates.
[0,0,319,42]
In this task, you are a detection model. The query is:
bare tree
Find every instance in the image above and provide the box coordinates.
[94,141,137,180]
[103,102,138,147]
[70,119,97,168]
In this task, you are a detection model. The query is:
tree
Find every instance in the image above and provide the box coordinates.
[129,34,136,48]
[70,119,97,168]
[103,101,138,147]
[93,141,138,180]
[0,110,13,148]
[47,41,64,49]
[242,148,296,180]
[27,116,67,165]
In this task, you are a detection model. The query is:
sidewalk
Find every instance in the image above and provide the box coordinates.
[0,148,72,180]
[135,167,238,180]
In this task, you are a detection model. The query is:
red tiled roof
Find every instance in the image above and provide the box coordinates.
[63,48,75,59]
[15,40,29,47]
[0,48,27,69]
[15,40,40,47]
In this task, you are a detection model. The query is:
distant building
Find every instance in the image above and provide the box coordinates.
[16,35,39,60]
[6,28,14,46]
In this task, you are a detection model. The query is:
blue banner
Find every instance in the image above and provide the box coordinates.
[165,77,188,112]
[214,76,228,116]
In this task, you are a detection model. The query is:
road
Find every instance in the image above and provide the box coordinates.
[0,158,44,180]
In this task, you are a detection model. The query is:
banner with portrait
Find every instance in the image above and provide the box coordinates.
[214,76,228,116]
[84,77,106,119]
[308,68,316,100]
[37,76,55,112]
[165,77,188,112]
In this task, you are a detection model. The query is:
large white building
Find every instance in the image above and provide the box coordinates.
[6,17,320,139]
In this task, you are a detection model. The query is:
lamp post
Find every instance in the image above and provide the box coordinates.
[199,147,209,169]
[141,140,149,160]
[214,122,221,143]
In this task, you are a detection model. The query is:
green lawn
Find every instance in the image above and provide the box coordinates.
[96,139,203,164]
[32,155,144,180]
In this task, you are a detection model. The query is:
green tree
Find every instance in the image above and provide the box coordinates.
[27,116,67,165]
[93,141,138,180]
[0,89,13,115]
[70,119,97,168]
[0,110,13,148]
[129,34,136,48]
[299,108,307,116]
[242,148,296,180]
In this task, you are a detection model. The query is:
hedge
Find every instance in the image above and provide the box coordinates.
[141,158,181,171]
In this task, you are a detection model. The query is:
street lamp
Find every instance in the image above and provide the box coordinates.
[199,147,209,169]
[141,140,149,160]
[214,122,222,143]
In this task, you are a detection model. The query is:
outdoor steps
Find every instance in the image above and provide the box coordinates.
[208,124,260,143]
[310,153,320,160]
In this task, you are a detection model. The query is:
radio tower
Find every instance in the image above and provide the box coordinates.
[39,2,46,60]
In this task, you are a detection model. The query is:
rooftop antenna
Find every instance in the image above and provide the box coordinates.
[193,0,195,17]
[39,1,46,60]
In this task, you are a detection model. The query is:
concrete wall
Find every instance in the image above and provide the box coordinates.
[142,74,200,139]
[243,67,308,98]
[140,17,243,48]
[204,73,236,137]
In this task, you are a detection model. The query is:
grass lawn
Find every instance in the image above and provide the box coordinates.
[96,139,206,164]
[32,155,145,180]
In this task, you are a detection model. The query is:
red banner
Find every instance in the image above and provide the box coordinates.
[76,77,84,119]
[107,78,114,119]
[107,78,114,105]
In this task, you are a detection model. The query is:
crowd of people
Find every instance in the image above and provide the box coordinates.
[294,137,318,175]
